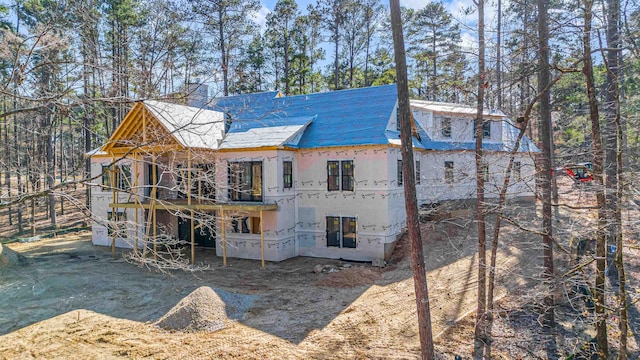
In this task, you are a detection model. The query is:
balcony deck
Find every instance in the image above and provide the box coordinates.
[109,198,278,211]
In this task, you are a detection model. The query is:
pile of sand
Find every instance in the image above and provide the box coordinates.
[155,286,228,332]
[0,244,27,266]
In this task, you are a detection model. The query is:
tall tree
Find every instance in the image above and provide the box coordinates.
[290,15,311,94]
[302,6,324,93]
[103,0,139,132]
[189,0,259,96]
[316,0,346,90]
[537,0,555,329]
[265,0,299,95]
[389,1,435,358]
[473,0,488,358]
[233,32,267,93]
[362,0,383,87]
[408,2,461,101]
[604,0,628,356]
[340,0,366,88]
[583,0,609,356]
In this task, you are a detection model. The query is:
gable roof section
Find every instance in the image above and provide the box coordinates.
[405,100,540,153]
[144,100,225,150]
[213,85,398,149]
[410,100,506,119]
[101,100,225,154]
[219,116,314,150]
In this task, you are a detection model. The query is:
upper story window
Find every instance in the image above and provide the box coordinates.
[397,159,403,186]
[177,164,215,200]
[444,161,454,184]
[473,119,491,139]
[283,161,293,189]
[416,160,421,185]
[228,161,262,202]
[195,164,216,200]
[441,117,452,138]
[327,160,354,191]
[513,161,522,182]
[102,164,131,190]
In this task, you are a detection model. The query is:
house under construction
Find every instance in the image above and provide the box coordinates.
[89,85,538,267]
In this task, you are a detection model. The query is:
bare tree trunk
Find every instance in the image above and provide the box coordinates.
[496,0,502,109]
[3,96,11,226]
[538,0,555,329]
[615,113,627,360]
[473,0,488,358]
[14,97,23,234]
[218,8,229,96]
[390,1,434,358]
[583,0,609,357]
[603,0,627,354]
[58,115,65,216]
[46,113,57,228]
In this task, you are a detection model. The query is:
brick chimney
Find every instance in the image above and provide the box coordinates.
[186,80,208,108]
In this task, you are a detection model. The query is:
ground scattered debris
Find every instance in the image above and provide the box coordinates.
[155,286,228,332]
[315,266,382,288]
[313,264,339,273]
[372,258,387,268]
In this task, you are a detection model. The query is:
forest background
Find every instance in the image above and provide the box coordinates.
[1,0,640,357]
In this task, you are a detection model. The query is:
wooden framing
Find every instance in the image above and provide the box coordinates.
[102,101,275,268]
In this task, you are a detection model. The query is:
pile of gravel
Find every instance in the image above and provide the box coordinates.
[0,245,27,266]
[155,286,228,332]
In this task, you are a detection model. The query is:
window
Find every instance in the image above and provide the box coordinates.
[102,164,131,190]
[444,161,454,184]
[397,160,403,186]
[196,164,216,200]
[283,161,293,189]
[513,161,522,182]
[327,160,354,191]
[228,161,262,202]
[481,163,490,182]
[107,211,127,238]
[326,216,357,248]
[473,119,491,139]
[441,117,452,138]
[396,108,401,131]
[231,216,261,234]
[416,160,421,185]
[177,164,215,200]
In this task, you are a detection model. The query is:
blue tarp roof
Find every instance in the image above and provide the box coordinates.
[212,85,538,153]
[213,85,398,148]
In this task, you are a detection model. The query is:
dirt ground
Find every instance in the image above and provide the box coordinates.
[1,179,639,359]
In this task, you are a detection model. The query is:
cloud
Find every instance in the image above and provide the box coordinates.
[400,0,427,9]
[249,5,271,32]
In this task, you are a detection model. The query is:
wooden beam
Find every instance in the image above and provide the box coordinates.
[142,106,147,142]
[221,209,227,267]
[152,157,157,260]
[190,209,195,265]
[109,202,279,211]
[134,158,139,254]
[103,103,143,152]
[260,210,265,269]
[110,158,117,257]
